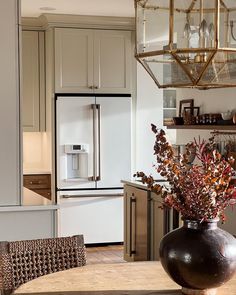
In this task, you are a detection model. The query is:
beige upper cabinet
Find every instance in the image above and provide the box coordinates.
[22,30,45,132]
[55,28,132,94]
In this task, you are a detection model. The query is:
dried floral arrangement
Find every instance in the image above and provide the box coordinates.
[135,124,236,222]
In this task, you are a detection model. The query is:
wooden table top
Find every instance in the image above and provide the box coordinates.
[14,261,236,295]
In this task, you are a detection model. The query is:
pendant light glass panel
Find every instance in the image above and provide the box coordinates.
[172,0,197,49]
[200,50,236,85]
[219,1,236,49]
[136,0,170,54]
[175,51,215,81]
[219,5,230,48]
[140,54,193,86]
[173,0,216,49]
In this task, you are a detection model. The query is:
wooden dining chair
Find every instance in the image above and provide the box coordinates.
[0,235,86,295]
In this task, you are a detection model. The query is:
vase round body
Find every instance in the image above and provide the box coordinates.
[159,219,236,294]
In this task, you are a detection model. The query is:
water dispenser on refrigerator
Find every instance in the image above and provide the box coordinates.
[64,144,89,181]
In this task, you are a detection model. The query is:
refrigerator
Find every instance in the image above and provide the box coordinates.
[56,95,131,244]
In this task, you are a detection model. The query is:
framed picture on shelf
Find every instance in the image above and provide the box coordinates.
[179,99,194,117]
[184,106,200,117]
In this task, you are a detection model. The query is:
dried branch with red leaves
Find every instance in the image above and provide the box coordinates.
[134,125,236,222]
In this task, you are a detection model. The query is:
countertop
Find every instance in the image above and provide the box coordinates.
[23,169,51,175]
[0,188,58,212]
[121,179,166,191]
[23,187,52,206]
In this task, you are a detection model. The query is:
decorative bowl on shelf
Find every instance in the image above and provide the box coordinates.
[233,113,236,124]
[221,111,233,120]
[173,117,184,125]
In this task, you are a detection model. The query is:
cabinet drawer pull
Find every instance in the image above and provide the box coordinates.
[128,196,136,256]
[29,180,42,185]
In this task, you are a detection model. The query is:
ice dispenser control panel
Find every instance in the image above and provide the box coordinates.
[65,144,89,154]
[64,144,89,180]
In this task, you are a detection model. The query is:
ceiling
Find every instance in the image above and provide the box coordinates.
[21,0,135,18]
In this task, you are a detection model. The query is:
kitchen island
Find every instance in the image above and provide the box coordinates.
[0,187,58,241]
[122,180,236,261]
[122,179,178,262]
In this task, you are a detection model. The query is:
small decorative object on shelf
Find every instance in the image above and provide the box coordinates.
[173,116,184,125]
[183,106,200,125]
[163,89,177,126]
[195,113,222,125]
[221,111,233,121]
[163,118,174,126]
[233,114,236,124]
[135,125,236,295]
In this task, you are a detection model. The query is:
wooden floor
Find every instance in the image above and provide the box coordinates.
[86,244,126,265]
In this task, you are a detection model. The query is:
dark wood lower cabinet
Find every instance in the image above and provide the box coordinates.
[123,183,179,262]
[23,174,51,200]
[124,185,149,261]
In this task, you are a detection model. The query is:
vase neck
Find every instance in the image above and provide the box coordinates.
[183,219,218,230]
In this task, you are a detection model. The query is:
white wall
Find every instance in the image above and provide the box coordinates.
[0,0,20,205]
[135,63,162,175]
[135,63,176,176]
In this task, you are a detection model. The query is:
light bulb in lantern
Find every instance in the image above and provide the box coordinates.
[199,19,209,38]
[209,23,215,41]
[183,22,192,39]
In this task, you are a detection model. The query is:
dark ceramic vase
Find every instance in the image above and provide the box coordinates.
[159,219,236,295]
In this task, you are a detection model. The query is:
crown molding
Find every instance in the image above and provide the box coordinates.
[21,14,135,31]
[21,17,44,30]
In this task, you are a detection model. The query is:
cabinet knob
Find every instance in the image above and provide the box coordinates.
[94,86,99,89]
[89,86,94,89]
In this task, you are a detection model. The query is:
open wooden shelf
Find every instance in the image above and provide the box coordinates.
[166,125,236,130]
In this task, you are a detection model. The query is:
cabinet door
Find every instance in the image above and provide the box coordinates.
[0,0,20,205]
[94,30,131,93]
[124,185,149,262]
[22,31,40,131]
[150,192,164,261]
[0,210,56,240]
[55,28,94,93]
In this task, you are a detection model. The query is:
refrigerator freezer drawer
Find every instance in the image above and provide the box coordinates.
[58,194,123,244]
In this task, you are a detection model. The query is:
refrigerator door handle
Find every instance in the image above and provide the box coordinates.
[96,104,101,181]
[61,193,123,199]
[89,104,97,182]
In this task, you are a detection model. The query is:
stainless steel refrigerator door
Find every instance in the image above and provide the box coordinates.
[56,96,96,189]
[95,97,131,188]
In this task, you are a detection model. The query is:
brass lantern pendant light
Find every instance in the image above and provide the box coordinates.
[135,0,236,89]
